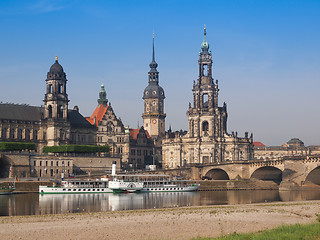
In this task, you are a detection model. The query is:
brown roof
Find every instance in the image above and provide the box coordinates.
[253,141,265,147]
[129,128,151,140]
[86,104,108,126]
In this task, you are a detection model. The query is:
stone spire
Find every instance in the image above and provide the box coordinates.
[98,83,108,107]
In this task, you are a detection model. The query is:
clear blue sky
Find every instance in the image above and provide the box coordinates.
[0,0,319,146]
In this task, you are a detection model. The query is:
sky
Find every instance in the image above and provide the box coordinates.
[0,0,319,146]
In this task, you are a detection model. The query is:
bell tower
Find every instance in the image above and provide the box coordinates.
[142,35,166,139]
[187,27,227,139]
[44,56,70,146]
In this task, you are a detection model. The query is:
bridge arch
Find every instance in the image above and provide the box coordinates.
[204,168,230,180]
[305,166,320,185]
[250,166,282,184]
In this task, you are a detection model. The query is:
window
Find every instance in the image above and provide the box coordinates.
[1,128,7,138]
[48,84,52,93]
[10,128,14,139]
[18,129,22,139]
[202,121,209,132]
[33,130,38,140]
[131,149,136,155]
[58,105,63,118]
[203,64,208,76]
[25,129,30,140]
[48,105,52,118]
[202,94,208,108]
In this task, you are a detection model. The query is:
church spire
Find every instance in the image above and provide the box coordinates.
[149,33,158,72]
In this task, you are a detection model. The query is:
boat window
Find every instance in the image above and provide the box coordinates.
[83,189,86,191]
[97,189,99,191]
[63,189,66,191]
[92,189,95,191]
[78,189,81,191]
[68,189,71,191]
[101,189,104,191]
[73,189,76,191]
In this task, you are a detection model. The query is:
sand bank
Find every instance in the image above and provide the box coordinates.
[0,200,319,240]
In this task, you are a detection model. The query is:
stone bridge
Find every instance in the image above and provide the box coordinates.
[189,155,320,189]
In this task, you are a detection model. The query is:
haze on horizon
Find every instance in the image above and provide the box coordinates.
[0,0,319,146]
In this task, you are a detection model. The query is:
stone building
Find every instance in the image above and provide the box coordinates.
[254,138,320,160]
[162,28,254,169]
[86,84,154,170]
[0,57,96,153]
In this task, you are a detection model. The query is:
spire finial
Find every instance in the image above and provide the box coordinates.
[55,55,58,62]
[204,24,207,42]
[201,25,209,51]
[152,33,155,62]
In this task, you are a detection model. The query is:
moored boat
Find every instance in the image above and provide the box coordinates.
[39,179,113,194]
[0,183,15,195]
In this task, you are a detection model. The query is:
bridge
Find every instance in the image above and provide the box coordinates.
[162,155,320,189]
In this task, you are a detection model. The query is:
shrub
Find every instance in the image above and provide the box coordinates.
[0,142,35,151]
[42,144,109,153]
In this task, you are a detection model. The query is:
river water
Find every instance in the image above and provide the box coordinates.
[1,190,320,216]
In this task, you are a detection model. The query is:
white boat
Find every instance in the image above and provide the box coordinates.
[39,179,113,194]
[108,178,144,193]
[139,175,200,192]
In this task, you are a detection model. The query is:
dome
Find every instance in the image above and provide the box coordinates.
[49,56,64,74]
[143,84,165,99]
[201,40,209,51]
[286,138,304,147]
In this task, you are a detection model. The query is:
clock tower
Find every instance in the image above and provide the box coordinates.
[142,35,166,139]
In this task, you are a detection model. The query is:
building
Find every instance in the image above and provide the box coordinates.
[254,138,320,160]
[0,57,97,153]
[162,28,254,168]
[86,84,154,171]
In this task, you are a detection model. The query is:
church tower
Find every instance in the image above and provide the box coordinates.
[97,83,108,107]
[142,35,166,139]
[187,27,227,139]
[44,56,70,146]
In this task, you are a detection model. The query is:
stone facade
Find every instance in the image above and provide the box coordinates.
[162,28,254,169]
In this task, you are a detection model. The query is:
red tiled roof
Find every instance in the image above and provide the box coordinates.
[86,104,108,126]
[253,141,265,147]
[130,128,151,140]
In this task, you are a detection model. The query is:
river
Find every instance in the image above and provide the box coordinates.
[1,190,320,216]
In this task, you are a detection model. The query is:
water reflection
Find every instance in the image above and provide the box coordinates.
[1,190,320,216]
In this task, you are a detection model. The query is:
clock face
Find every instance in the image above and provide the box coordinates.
[152,90,157,95]
[152,119,157,124]
[145,91,149,95]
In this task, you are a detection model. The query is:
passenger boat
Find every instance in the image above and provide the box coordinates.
[139,175,200,192]
[0,183,15,195]
[108,175,144,193]
[39,179,113,194]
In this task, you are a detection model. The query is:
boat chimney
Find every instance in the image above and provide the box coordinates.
[111,161,117,176]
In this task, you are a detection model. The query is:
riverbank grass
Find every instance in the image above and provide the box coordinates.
[194,223,320,240]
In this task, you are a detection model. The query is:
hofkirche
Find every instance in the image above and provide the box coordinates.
[0,28,254,171]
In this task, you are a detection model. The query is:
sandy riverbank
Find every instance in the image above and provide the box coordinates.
[0,200,319,240]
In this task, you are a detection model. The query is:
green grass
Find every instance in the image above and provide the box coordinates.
[193,223,320,240]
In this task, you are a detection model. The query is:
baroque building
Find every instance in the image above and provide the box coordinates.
[0,57,96,153]
[162,28,254,169]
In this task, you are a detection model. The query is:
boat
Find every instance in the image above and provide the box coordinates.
[0,183,15,195]
[107,161,144,193]
[139,175,200,192]
[39,179,113,194]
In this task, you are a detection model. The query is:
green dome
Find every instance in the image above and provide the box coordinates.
[201,27,209,51]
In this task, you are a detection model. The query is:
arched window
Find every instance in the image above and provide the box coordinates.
[48,84,52,93]
[48,105,52,118]
[202,121,209,131]
[10,128,15,139]
[58,105,63,118]
[33,130,38,140]
[203,64,208,76]
[25,129,30,140]
[202,94,208,108]
[18,129,23,139]
[1,128,7,138]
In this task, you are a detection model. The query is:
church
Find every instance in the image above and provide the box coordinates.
[162,28,254,168]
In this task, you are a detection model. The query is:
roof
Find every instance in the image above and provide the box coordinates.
[0,103,42,122]
[86,104,108,126]
[253,142,265,147]
[130,128,151,140]
[68,110,96,129]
